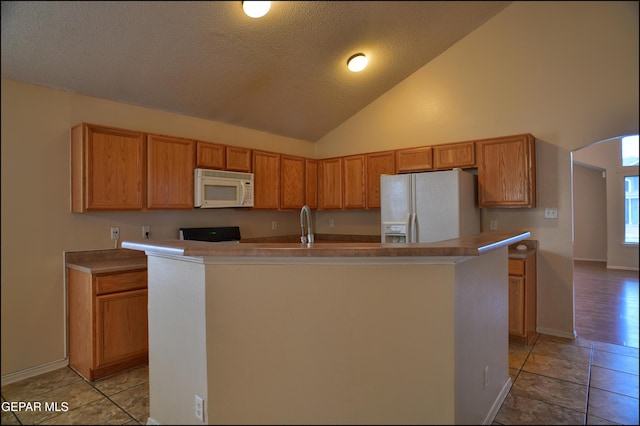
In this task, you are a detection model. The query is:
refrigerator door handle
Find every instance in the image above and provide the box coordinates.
[411,213,420,243]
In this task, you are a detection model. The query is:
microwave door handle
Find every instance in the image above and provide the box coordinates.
[240,182,247,205]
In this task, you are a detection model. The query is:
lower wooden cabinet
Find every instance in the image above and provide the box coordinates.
[508,249,537,345]
[67,268,148,381]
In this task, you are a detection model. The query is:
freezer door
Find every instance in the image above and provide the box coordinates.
[413,170,465,243]
[380,174,413,242]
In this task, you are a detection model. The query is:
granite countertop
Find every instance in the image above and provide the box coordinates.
[122,230,531,258]
[65,249,147,274]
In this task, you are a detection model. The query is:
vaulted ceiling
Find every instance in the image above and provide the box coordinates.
[1,1,511,142]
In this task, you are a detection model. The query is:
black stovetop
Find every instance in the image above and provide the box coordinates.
[179,226,241,242]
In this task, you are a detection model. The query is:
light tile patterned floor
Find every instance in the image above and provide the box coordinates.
[1,334,638,424]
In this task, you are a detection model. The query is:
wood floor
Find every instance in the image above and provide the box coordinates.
[574,260,639,348]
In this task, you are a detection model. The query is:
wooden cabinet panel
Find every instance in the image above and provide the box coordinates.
[196,141,225,169]
[280,155,306,210]
[396,146,433,173]
[366,151,396,209]
[343,155,366,209]
[96,289,148,368]
[508,250,537,344]
[147,134,195,209]
[477,134,536,208]
[95,270,148,295]
[508,276,525,336]
[253,150,280,209]
[71,123,146,212]
[433,141,476,170]
[319,157,343,209]
[305,159,318,209]
[67,267,148,381]
[226,146,252,172]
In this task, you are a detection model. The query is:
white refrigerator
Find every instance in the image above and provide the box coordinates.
[380,169,480,243]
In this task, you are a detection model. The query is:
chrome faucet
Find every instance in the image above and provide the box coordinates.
[300,204,314,244]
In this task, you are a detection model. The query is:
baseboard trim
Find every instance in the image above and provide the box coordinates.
[484,377,512,425]
[536,327,577,340]
[1,358,69,386]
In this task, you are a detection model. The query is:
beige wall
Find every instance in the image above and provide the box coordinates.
[0,79,316,378]
[573,138,640,269]
[1,1,638,379]
[572,164,608,262]
[316,1,639,338]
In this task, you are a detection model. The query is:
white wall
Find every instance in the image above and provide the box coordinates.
[315,1,639,337]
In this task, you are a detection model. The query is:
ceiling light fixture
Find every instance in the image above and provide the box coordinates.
[242,1,271,18]
[347,53,368,72]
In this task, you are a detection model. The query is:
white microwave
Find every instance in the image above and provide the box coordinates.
[194,169,254,208]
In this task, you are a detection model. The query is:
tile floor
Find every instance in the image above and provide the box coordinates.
[1,333,638,425]
[1,364,148,425]
[495,334,639,425]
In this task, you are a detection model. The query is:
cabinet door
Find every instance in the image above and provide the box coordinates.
[147,134,195,209]
[319,158,343,209]
[95,289,148,368]
[366,151,396,208]
[508,276,525,336]
[305,159,318,209]
[253,150,280,209]
[280,155,306,210]
[396,146,433,173]
[343,155,366,209]
[433,141,476,170]
[477,134,536,208]
[196,142,226,169]
[71,124,146,212]
[226,146,252,172]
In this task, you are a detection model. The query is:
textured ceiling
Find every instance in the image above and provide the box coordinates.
[1,1,511,142]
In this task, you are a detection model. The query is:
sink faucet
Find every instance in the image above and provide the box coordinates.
[300,204,314,244]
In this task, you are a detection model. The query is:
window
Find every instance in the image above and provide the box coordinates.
[622,135,639,244]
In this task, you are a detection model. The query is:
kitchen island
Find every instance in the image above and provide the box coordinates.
[123,230,530,425]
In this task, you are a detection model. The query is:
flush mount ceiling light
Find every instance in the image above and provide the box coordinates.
[347,53,368,72]
[242,1,271,18]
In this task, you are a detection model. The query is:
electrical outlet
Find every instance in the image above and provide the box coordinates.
[110,227,120,240]
[489,220,497,230]
[271,221,277,230]
[194,395,204,421]
[544,208,558,219]
[329,219,335,228]
[142,225,150,239]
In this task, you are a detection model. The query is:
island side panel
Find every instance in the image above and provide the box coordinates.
[146,255,208,425]
[454,247,511,424]
[204,262,458,425]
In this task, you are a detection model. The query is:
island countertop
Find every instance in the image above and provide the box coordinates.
[122,230,530,258]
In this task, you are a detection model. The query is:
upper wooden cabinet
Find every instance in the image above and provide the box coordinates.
[433,141,476,170]
[396,146,433,173]
[366,150,396,209]
[253,150,280,209]
[343,155,367,209]
[196,141,225,169]
[226,146,252,172]
[319,157,343,210]
[305,159,318,210]
[476,134,536,208]
[146,134,195,209]
[280,154,306,210]
[71,123,146,212]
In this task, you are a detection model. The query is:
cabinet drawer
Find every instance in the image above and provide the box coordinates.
[508,259,525,276]
[95,270,147,295]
